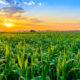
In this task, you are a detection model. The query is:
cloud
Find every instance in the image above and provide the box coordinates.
[0,0,43,17]
[4,0,16,5]
[5,0,14,4]
[0,7,43,24]
[0,1,8,5]
[0,0,42,7]
[1,6,24,13]
[0,0,37,17]
[3,0,35,6]
[0,0,25,17]
[38,2,42,6]
[0,0,17,6]
[24,1,35,6]
[0,0,43,24]
[0,0,43,8]
[0,6,25,16]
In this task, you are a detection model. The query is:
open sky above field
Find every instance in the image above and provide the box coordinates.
[0,0,80,31]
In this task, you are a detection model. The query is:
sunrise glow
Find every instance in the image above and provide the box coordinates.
[0,0,80,31]
[4,22,13,28]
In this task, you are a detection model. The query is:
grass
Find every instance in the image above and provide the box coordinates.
[0,32,80,80]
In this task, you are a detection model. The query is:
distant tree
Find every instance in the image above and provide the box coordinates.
[30,30,36,32]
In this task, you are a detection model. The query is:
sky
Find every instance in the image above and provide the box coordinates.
[0,0,80,31]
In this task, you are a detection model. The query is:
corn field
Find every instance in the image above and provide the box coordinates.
[0,32,80,80]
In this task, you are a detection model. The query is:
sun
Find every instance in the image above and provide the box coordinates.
[4,22,13,27]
